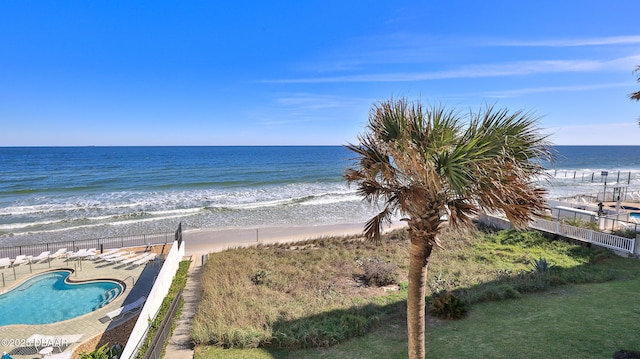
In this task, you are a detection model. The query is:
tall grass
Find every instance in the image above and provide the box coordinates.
[192,226,626,350]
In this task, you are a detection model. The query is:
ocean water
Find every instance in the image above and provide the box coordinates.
[1,146,639,246]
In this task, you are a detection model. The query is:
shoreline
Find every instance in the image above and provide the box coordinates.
[183,221,407,256]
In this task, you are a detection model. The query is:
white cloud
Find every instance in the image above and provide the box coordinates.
[495,35,640,47]
[268,59,607,84]
[483,82,633,98]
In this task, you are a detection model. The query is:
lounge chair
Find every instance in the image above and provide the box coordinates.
[120,253,150,265]
[27,333,83,353]
[78,248,97,259]
[104,252,137,264]
[133,253,157,266]
[95,249,119,260]
[12,255,29,267]
[49,248,68,260]
[106,296,146,321]
[67,248,89,260]
[31,251,51,263]
[96,250,124,261]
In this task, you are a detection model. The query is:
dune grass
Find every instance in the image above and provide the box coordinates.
[192,226,640,358]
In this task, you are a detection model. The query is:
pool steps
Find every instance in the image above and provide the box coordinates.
[96,286,122,309]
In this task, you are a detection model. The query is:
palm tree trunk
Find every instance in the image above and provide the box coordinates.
[407,234,433,359]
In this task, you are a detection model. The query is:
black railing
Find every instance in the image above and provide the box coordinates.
[175,222,183,250]
[552,170,635,185]
[0,232,174,259]
[142,288,183,359]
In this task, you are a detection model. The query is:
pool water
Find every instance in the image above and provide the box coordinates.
[0,270,123,326]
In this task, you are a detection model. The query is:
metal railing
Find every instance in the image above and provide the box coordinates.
[142,288,183,359]
[0,232,174,259]
[552,170,635,185]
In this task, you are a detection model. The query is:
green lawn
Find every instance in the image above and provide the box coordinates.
[196,274,640,358]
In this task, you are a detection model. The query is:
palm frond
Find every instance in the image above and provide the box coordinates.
[363,207,393,243]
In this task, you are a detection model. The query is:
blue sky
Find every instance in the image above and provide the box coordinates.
[2,1,639,146]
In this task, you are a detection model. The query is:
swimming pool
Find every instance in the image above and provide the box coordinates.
[0,270,123,326]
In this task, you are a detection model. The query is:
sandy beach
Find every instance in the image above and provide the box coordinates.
[183,221,407,256]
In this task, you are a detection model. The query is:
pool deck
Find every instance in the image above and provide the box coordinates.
[0,246,166,358]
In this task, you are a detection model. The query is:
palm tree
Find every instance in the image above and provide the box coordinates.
[630,65,640,126]
[344,98,551,359]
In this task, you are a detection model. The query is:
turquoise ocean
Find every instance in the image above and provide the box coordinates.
[1,146,640,245]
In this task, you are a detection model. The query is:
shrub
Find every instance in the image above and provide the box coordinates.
[251,269,270,285]
[612,228,638,239]
[531,257,553,273]
[361,258,398,287]
[428,273,461,294]
[429,291,467,320]
[564,218,598,231]
[80,343,122,359]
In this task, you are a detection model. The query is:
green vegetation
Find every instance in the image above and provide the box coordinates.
[80,343,119,359]
[612,228,638,239]
[563,217,598,230]
[428,291,467,320]
[134,260,191,359]
[193,227,640,358]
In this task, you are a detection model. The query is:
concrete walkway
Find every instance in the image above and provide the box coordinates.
[164,255,204,359]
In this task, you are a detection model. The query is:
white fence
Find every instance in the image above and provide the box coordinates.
[478,213,637,256]
[529,217,636,255]
[120,238,185,359]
